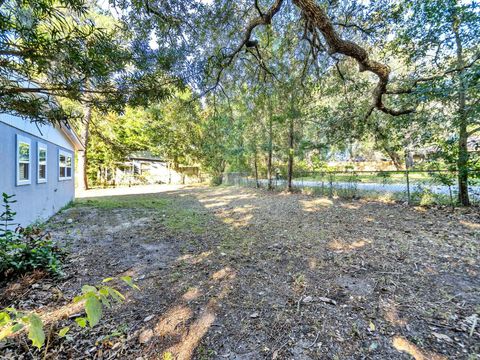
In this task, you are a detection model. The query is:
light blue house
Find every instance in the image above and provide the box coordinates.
[0,113,84,227]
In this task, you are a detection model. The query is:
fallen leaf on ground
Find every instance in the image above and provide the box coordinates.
[318,297,337,305]
[432,332,453,343]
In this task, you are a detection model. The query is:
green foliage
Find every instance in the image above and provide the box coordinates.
[76,196,169,210]
[84,295,103,328]
[27,314,45,349]
[75,196,207,234]
[78,97,202,187]
[0,193,17,237]
[30,0,476,203]
[81,108,149,186]
[73,276,138,328]
[75,317,87,328]
[58,326,70,338]
[147,91,202,166]
[0,0,176,124]
[0,194,63,277]
[378,171,392,185]
[0,308,44,349]
[431,171,456,188]
[0,276,137,349]
[120,276,140,290]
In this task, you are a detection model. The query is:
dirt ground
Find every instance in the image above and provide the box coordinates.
[1,184,479,359]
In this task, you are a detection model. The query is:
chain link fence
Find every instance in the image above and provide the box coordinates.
[89,173,206,188]
[223,170,480,206]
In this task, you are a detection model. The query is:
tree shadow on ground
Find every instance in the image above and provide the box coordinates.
[2,185,478,359]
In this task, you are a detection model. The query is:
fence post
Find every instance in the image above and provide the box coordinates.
[329,173,333,198]
[321,172,325,196]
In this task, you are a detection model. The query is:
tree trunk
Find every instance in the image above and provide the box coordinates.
[384,147,403,170]
[287,118,294,191]
[80,104,92,190]
[453,17,470,206]
[374,126,403,170]
[267,105,273,189]
[212,161,225,186]
[458,128,469,205]
[254,149,259,188]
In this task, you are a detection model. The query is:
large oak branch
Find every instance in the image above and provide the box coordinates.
[292,0,413,116]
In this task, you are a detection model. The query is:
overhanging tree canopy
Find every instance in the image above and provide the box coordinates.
[118,0,422,116]
[0,0,178,124]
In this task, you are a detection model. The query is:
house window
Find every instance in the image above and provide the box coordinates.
[59,150,73,180]
[16,135,31,185]
[37,143,47,183]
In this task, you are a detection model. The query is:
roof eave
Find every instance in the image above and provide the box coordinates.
[60,122,84,151]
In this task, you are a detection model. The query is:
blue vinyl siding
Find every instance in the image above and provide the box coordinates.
[0,121,75,227]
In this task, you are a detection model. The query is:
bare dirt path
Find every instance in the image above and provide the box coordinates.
[1,185,479,359]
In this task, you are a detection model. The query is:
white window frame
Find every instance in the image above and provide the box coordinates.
[16,134,31,186]
[58,149,73,181]
[37,142,48,184]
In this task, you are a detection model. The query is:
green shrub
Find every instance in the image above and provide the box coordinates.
[0,193,63,278]
[0,276,138,349]
[210,174,223,186]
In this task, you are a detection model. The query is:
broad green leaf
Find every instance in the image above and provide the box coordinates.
[58,326,70,337]
[28,314,45,348]
[11,323,24,333]
[107,287,125,302]
[102,277,114,283]
[75,317,87,328]
[99,287,109,297]
[81,285,97,295]
[73,295,85,303]
[120,276,132,285]
[85,296,102,328]
[99,294,111,308]
[121,276,139,290]
[0,312,11,326]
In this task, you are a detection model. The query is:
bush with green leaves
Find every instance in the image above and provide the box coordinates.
[0,309,45,348]
[0,276,138,350]
[430,171,457,207]
[0,193,63,277]
[73,276,139,329]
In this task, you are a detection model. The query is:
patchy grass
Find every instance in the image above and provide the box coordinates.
[75,196,171,210]
[75,195,207,234]
[164,208,206,234]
